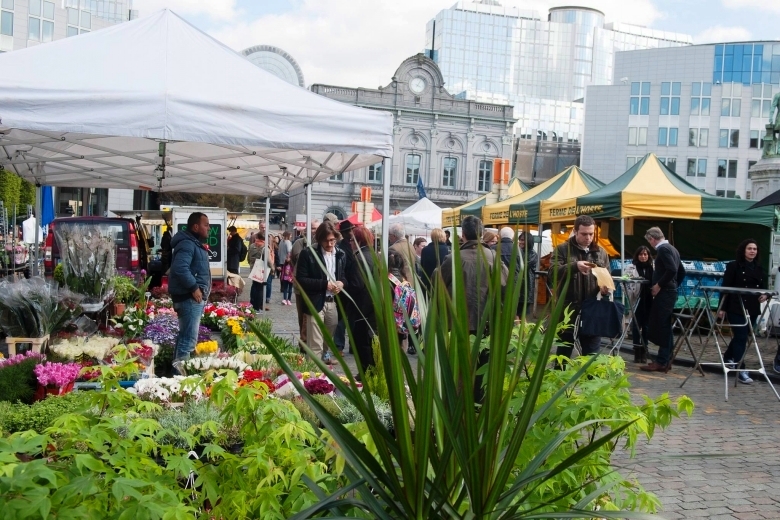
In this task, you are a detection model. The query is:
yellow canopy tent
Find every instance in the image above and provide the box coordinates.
[441,177,529,228]
[481,166,604,226]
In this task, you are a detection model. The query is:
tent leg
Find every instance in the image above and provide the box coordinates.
[620,218,625,276]
[381,158,389,261]
[262,196,271,317]
[33,184,42,277]
[306,183,312,244]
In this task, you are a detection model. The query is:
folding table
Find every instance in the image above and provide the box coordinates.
[680,286,780,401]
[608,276,649,356]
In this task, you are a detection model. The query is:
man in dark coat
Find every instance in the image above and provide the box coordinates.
[640,226,685,372]
[553,215,610,358]
[168,213,212,368]
[226,225,243,275]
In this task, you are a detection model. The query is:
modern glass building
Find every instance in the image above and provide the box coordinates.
[241,45,306,88]
[425,1,692,145]
[582,42,780,199]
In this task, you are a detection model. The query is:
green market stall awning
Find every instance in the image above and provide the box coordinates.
[542,154,776,227]
[482,166,604,225]
[441,177,529,227]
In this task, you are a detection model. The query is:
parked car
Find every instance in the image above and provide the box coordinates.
[44,216,152,277]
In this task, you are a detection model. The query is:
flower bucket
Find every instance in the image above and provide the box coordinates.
[33,381,75,401]
[112,302,127,316]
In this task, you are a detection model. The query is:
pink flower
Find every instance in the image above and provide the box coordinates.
[34,362,82,387]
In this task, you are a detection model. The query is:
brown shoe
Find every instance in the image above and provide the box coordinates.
[640,362,670,373]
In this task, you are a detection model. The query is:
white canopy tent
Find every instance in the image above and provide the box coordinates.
[368,197,443,236]
[0,9,394,272]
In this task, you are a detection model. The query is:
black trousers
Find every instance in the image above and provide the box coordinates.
[556,308,601,358]
[648,288,677,366]
[352,318,376,372]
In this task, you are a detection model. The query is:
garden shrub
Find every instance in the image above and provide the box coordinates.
[0,357,42,404]
[0,392,92,434]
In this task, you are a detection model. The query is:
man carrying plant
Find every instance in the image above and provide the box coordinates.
[168,212,211,372]
[553,215,610,359]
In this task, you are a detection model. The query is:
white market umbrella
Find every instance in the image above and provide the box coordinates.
[0,9,392,196]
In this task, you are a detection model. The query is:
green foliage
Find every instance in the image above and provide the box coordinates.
[52,263,65,286]
[362,336,389,401]
[0,169,22,211]
[256,242,692,519]
[332,393,393,430]
[0,358,41,404]
[18,180,35,209]
[0,393,92,434]
[111,274,137,304]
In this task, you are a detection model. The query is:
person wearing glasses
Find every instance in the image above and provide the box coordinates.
[295,221,347,364]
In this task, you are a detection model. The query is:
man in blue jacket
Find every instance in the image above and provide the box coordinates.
[168,212,212,369]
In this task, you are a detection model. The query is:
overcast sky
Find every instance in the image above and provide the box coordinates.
[133,0,779,88]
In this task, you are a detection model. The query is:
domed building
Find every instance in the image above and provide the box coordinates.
[241,45,305,88]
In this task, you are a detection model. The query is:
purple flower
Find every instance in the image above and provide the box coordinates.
[0,351,45,369]
[198,326,211,343]
[142,314,180,347]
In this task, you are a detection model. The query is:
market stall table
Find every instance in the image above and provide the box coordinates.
[670,270,724,370]
[609,276,650,355]
[680,286,780,401]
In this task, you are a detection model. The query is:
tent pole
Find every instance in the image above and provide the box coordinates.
[33,183,42,277]
[305,183,312,244]
[381,158,389,261]
[620,218,625,276]
[263,195,271,316]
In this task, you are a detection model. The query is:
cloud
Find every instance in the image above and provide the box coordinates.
[722,0,780,13]
[132,0,237,21]
[695,25,752,44]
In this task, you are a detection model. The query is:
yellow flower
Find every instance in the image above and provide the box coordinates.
[195,340,219,355]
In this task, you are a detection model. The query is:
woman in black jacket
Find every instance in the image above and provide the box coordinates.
[625,246,654,363]
[344,226,377,372]
[420,228,450,292]
[717,238,767,385]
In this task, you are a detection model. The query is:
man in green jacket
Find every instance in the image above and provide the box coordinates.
[553,215,610,358]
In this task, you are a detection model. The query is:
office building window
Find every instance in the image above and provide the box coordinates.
[749,160,757,173]
[477,160,492,192]
[1,0,12,37]
[660,82,681,115]
[442,157,457,188]
[67,7,91,36]
[716,190,737,198]
[719,129,739,148]
[750,130,760,148]
[658,157,677,173]
[406,154,420,185]
[628,127,647,146]
[717,159,738,178]
[626,156,639,169]
[659,127,678,146]
[690,82,712,116]
[329,172,343,182]
[752,83,774,118]
[689,128,709,147]
[28,0,54,42]
[687,158,707,177]
[630,82,650,115]
[720,83,742,117]
[367,163,382,183]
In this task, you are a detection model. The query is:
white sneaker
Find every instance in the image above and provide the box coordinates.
[738,371,753,385]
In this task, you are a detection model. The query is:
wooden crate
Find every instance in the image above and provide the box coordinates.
[5,335,50,356]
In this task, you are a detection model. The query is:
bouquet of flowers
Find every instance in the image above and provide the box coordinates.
[180,355,249,375]
[202,302,254,330]
[50,336,120,361]
[0,350,45,369]
[127,340,159,366]
[303,377,335,395]
[0,278,83,338]
[134,376,204,403]
[53,224,116,304]
[34,361,82,388]
[195,340,218,356]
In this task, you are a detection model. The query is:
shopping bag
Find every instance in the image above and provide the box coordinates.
[249,258,269,283]
[578,292,624,338]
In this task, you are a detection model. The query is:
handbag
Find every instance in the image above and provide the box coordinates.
[578,292,625,338]
[249,257,269,283]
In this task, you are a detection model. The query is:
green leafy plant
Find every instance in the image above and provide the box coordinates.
[111,274,137,304]
[53,263,65,286]
[258,241,693,518]
[0,392,92,434]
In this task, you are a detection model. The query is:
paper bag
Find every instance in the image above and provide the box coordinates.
[591,266,615,291]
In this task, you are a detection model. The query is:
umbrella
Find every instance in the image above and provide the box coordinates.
[749,188,780,209]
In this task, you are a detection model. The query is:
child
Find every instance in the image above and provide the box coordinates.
[280,258,294,305]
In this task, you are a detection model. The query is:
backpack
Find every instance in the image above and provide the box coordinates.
[389,273,421,335]
[238,240,248,262]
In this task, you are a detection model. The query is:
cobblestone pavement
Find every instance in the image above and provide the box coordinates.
[241,275,780,518]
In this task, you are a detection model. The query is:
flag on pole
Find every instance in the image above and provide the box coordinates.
[416,175,427,200]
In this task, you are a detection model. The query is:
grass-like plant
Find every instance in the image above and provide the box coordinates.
[254,239,691,518]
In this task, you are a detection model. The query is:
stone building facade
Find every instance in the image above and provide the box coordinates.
[288,53,516,221]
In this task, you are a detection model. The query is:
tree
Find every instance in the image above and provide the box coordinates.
[0,168,22,210]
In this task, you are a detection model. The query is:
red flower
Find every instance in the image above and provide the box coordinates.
[216,309,226,317]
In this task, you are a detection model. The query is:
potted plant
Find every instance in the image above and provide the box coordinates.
[111,274,136,316]
[53,224,116,310]
[33,361,81,401]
